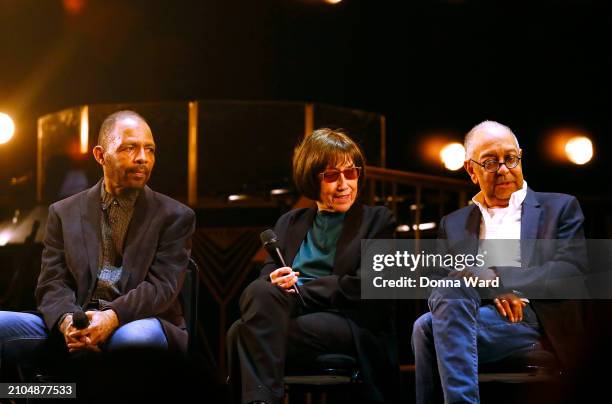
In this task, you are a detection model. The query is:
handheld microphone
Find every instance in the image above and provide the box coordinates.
[260,229,305,306]
[72,309,90,330]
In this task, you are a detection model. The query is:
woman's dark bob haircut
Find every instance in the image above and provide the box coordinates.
[292,128,366,201]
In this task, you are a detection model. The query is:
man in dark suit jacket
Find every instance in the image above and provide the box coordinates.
[0,110,195,369]
[412,121,588,403]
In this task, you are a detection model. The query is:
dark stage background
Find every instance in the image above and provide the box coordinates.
[0,0,611,203]
[1,1,611,402]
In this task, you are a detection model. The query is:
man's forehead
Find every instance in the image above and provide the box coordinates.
[113,119,154,142]
[473,127,518,154]
[114,117,149,132]
[118,131,155,144]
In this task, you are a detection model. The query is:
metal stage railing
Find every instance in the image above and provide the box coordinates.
[364,165,476,239]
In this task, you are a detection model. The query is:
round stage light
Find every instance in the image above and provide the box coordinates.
[0,230,11,246]
[440,142,465,171]
[565,136,593,165]
[0,113,15,144]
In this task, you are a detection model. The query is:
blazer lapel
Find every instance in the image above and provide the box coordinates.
[81,180,103,284]
[80,180,103,284]
[286,207,316,266]
[459,205,480,256]
[121,186,157,291]
[520,188,541,268]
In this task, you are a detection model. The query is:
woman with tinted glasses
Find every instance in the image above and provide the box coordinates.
[227,128,398,404]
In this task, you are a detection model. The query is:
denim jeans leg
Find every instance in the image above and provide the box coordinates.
[416,289,543,404]
[0,311,49,369]
[105,318,168,351]
[476,304,541,364]
[412,312,442,404]
[428,286,481,404]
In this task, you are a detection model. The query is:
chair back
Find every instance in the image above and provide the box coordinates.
[179,257,199,352]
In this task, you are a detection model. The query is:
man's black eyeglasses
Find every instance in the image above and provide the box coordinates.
[470,155,521,173]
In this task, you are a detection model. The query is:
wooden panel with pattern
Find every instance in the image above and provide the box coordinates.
[191,226,265,376]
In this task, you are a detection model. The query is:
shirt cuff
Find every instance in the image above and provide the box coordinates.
[57,312,72,332]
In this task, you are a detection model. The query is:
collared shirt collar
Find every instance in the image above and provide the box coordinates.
[472,180,528,211]
[100,180,140,210]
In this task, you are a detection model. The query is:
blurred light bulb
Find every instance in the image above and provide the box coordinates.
[565,136,593,165]
[0,113,15,144]
[412,222,437,231]
[0,231,11,246]
[440,142,465,171]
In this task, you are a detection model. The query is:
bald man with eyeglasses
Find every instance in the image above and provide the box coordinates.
[411,120,589,404]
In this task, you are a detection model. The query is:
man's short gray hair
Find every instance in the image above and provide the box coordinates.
[464,120,520,160]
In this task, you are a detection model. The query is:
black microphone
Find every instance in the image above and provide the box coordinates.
[72,309,90,330]
[260,229,305,306]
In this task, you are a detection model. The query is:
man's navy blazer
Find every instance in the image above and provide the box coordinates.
[438,187,588,368]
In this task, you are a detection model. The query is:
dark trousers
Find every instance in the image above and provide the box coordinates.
[227,279,356,404]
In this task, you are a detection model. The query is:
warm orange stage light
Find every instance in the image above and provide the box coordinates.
[546,128,594,165]
[0,113,15,145]
[440,142,465,171]
[565,136,593,165]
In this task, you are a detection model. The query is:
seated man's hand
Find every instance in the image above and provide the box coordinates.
[270,266,300,293]
[493,293,527,323]
[67,310,119,352]
[60,314,81,344]
[60,314,98,352]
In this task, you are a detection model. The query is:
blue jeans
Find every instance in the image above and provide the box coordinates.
[411,286,541,404]
[0,311,168,369]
